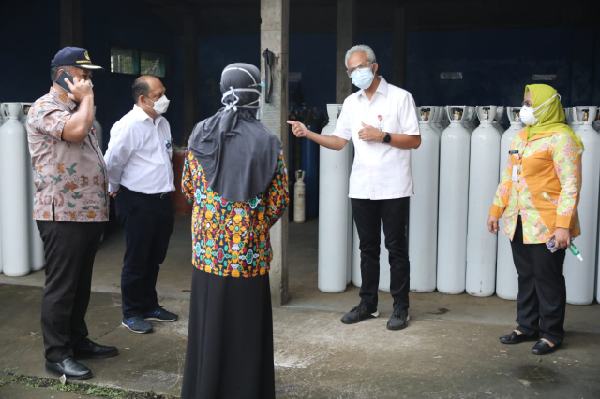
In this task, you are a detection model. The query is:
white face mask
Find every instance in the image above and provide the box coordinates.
[520,93,559,126]
[151,95,170,114]
[351,66,375,90]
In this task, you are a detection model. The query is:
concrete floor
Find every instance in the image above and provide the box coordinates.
[1,216,600,399]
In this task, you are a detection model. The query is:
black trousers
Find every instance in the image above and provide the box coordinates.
[116,187,174,319]
[511,217,566,344]
[351,197,410,311]
[38,221,105,362]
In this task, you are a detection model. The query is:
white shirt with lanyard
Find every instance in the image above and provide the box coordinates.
[104,105,174,194]
[330,77,420,200]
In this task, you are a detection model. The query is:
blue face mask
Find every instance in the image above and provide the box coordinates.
[351,66,375,90]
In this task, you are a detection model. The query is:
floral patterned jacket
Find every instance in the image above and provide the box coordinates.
[489,129,582,244]
[182,151,289,277]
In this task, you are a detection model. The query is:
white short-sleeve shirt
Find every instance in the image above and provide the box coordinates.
[104,105,174,194]
[330,78,420,200]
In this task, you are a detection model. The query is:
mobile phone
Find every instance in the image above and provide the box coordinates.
[54,70,74,93]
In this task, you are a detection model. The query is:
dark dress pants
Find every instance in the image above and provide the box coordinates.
[38,221,105,362]
[511,216,566,344]
[351,197,410,311]
[116,187,174,319]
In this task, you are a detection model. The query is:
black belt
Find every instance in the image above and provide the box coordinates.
[121,186,172,200]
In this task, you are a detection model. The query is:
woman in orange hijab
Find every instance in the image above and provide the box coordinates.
[487,84,583,355]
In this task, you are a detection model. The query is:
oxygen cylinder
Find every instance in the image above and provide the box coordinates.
[593,106,600,132]
[19,103,46,271]
[409,106,441,292]
[430,106,444,135]
[318,104,352,292]
[347,150,353,285]
[293,170,306,222]
[437,106,472,294]
[495,107,523,300]
[0,110,4,274]
[493,106,505,134]
[27,154,45,271]
[351,224,389,290]
[564,106,599,305]
[0,103,31,276]
[464,106,478,133]
[565,107,580,130]
[460,106,470,130]
[29,183,46,271]
[19,103,31,123]
[434,106,450,132]
[352,222,361,287]
[596,105,600,304]
[379,228,391,292]
[466,106,501,297]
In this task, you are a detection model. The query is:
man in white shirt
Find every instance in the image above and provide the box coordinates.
[288,45,420,331]
[104,75,178,334]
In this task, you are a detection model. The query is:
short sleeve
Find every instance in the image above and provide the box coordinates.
[27,103,71,141]
[398,93,420,136]
[332,98,352,140]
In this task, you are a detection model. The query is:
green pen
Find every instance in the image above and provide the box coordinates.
[568,242,583,262]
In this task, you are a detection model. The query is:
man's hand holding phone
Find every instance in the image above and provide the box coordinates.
[65,76,94,103]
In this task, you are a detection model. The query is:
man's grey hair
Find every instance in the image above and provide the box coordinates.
[50,66,67,81]
[344,44,377,68]
[132,76,151,103]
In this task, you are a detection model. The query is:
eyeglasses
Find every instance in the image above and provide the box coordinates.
[346,62,371,78]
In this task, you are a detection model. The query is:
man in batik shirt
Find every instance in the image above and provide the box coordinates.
[26,47,117,380]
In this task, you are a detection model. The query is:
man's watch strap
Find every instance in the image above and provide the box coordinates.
[382,132,392,143]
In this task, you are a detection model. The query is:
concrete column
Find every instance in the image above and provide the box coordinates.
[60,0,83,46]
[336,0,355,103]
[261,0,290,305]
[392,5,407,88]
[182,12,199,144]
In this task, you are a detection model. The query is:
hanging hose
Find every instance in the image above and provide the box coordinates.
[262,48,275,103]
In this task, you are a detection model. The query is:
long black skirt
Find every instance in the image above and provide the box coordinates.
[181,268,275,399]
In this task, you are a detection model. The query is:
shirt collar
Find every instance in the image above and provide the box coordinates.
[49,87,77,111]
[358,77,388,99]
[132,104,164,125]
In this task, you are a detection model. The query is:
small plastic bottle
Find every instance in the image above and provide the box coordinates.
[546,237,583,261]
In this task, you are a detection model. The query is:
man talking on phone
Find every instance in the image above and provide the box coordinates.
[26,47,118,380]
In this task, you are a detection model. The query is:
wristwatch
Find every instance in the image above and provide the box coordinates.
[382,132,392,143]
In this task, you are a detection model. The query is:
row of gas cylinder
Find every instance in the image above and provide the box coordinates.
[0,102,103,277]
[317,103,600,305]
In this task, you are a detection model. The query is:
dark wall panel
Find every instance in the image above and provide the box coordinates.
[406,28,598,108]
[83,0,185,148]
[0,0,60,103]
[196,33,261,122]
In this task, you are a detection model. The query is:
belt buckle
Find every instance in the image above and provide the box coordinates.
[159,192,168,199]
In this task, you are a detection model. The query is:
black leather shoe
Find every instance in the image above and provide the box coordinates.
[341,303,379,324]
[45,357,93,380]
[74,338,119,359]
[386,308,410,331]
[499,330,538,345]
[531,339,559,355]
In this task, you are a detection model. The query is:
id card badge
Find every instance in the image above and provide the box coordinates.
[509,150,519,182]
[511,165,519,182]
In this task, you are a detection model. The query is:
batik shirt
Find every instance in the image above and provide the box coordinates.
[182,151,289,277]
[489,129,582,244]
[26,88,109,222]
